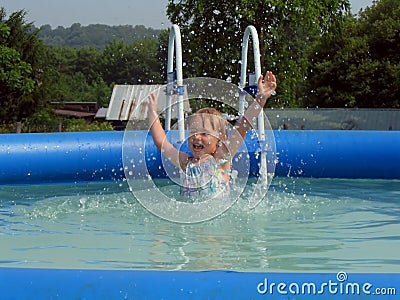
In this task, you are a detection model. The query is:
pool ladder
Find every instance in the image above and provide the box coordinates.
[165,24,269,200]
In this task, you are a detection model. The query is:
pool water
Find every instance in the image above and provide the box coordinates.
[1,178,399,273]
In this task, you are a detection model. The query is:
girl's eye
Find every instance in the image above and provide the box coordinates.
[190,132,208,137]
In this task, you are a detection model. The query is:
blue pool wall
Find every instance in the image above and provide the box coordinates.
[0,130,399,184]
[1,268,399,300]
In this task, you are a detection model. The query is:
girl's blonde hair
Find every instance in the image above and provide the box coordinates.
[189,107,228,141]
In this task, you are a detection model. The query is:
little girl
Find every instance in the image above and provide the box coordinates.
[148,71,277,198]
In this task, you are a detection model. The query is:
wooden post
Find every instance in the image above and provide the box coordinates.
[15,122,22,133]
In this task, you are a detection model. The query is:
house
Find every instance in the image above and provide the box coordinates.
[50,101,98,121]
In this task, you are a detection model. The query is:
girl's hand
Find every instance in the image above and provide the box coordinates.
[257,71,277,105]
[148,92,158,115]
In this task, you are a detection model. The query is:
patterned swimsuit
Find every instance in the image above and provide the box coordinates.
[180,155,229,198]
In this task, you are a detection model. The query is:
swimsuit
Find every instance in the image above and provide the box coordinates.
[180,155,229,198]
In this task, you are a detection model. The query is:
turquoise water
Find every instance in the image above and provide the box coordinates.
[1,178,399,273]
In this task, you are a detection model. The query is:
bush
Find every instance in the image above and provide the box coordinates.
[0,123,15,133]
[22,109,60,132]
[64,119,114,132]
[0,110,115,133]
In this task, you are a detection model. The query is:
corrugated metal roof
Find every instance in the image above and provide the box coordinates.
[94,107,108,119]
[105,85,191,121]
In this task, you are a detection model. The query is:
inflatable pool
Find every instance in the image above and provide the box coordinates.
[1,22,399,299]
[1,130,399,185]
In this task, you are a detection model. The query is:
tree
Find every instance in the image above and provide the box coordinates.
[0,8,45,123]
[167,1,243,79]
[41,45,112,106]
[301,0,400,108]
[38,23,161,49]
[100,39,163,85]
[166,0,350,107]
[75,46,102,83]
[0,23,34,93]
[156,29,171,82]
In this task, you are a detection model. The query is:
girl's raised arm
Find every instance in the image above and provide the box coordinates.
[218,71,277,158]
[148,93,189,169]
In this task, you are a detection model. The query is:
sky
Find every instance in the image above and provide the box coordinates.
[1,0,375,29]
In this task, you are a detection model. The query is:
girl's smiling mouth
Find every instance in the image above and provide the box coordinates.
[192,143,204,151]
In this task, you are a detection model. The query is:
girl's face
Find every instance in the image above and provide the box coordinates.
[188,115,220,159]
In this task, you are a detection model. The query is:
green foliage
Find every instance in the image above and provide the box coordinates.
[38,23,161,49]
[21,114,114,133]
[100,38,163,84]
[0,42,34,92]
[1,1,399,134]
[0,8,45,123]
[301,0,400,108]
[64,119,114,132]
[41,36,163,106]
[0,122,15,133]
[0,111,115,133]
[22,109,60,132]
[156,29,170,81]
[39,45,112,107]
[166,1,243,80]
[166,0,351,107]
